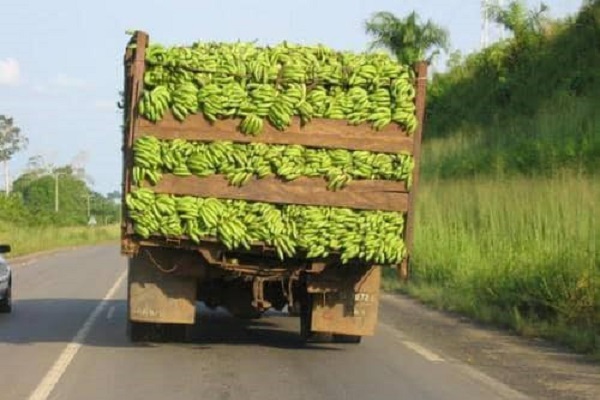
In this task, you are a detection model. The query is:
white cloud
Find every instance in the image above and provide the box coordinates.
[0,58,21,86]
[50,73,88,89]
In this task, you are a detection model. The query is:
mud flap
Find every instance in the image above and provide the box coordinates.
[128,251,196,324]
[308,265,381,336]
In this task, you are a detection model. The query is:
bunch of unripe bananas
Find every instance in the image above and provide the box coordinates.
[132,137,414,190]
[139,42,418,133]
[126,189,406,264]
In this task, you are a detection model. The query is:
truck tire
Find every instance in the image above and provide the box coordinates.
[0,283,12,313]
[299,293,318,342]
[128,321,192,343]
[332,334,362,344]
[231,309,263,320]
[127,320,152,342]
[288,300,302,317]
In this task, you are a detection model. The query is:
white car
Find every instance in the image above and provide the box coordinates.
[0,244,12,313]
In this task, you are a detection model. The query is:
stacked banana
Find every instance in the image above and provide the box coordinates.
[132,137,414,190]
[126,189,406,264]
[128,38,419,265]
[137,86,170,123]
[138,41,419,134]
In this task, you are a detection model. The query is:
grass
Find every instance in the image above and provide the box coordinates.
[0,222,120,258]
[383,77,600,356]
[386,175,599,356]
[422,95,600,179]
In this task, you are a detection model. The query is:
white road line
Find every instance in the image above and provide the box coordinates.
[401,340,445,362]
[378,322,531,399]
[106,306,116,320]
[453,363,532,400]
[28,270,126,400]
[379,322,445,363]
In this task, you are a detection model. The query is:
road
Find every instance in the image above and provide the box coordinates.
[1,245,598,400]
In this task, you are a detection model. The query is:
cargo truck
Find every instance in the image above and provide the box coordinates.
[120,31,427,343]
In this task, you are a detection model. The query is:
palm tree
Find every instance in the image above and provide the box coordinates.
[487,1,549,40]
[364,11,450,65]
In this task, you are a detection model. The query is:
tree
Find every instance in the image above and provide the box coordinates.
[90,191,121,225]
[488,1,550,42]
[12,165,90,225]
[0,115,28,195]
[364,11,450,65]
[106,190,121,204]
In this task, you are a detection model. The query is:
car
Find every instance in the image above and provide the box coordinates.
[0,244,12,313]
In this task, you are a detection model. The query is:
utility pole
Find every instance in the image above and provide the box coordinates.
[54,173,59,212]
[481,0,489,48]
[83,192,91,219]
[498,0,505,41]
[53,172,66,213]
[2,160,9,195]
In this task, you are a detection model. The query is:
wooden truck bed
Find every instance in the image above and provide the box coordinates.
[120,31,427,279]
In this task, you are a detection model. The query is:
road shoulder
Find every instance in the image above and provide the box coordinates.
[380,294,600,400]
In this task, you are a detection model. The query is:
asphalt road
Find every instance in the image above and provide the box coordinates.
[1,245,598,400]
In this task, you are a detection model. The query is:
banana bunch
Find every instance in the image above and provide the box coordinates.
[138,39,419,134]
[138,86,170,122]
[131,138,414,189]
[132,136,162,184]
[161,139,194,176]
[126,190,407,265]
[391,76,419,133]
[171,82,199,121]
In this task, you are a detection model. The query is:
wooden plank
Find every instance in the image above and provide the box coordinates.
[137,114,414,154]
[150,175,409,213]
[122,31,149,240]
[400,62,428,281]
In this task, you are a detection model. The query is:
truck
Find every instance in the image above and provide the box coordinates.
[120,31,427,344]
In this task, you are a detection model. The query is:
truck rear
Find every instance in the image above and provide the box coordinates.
[121,31,427,343]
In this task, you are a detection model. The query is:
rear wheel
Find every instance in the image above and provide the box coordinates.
[300,293,331,343]
[288,299,302,317]
[231,309,263,320]
[0,283,12,313]
[332,334,362,344]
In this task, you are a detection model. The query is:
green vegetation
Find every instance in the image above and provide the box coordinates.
[401,177,598,354]
[378,1,600,355]
[0,170,121,255]
[364,11,449,65]
[0,222,119,258]
[0,115,121,256]
[425,0,600,177]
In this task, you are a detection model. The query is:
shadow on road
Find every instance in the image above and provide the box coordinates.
[0,299,340,351]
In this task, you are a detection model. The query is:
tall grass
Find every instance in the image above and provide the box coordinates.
[0,222,120,258]
[396,175,599,355]
[422,95,600,179]
[394,2,600,355]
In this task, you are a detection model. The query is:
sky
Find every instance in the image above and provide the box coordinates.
[0,0,584,195]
